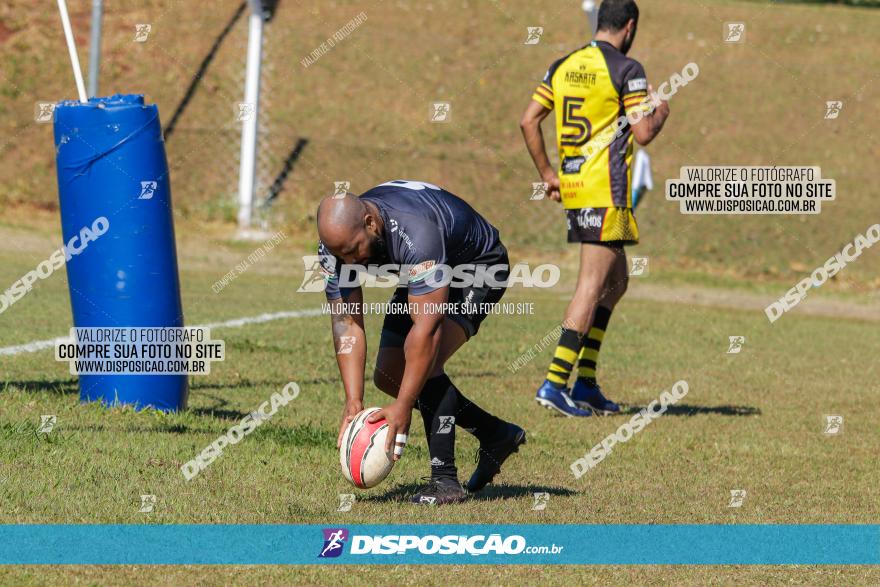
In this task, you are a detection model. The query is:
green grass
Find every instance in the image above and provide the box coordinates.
[1,222,879,583]
[3,565,879,587]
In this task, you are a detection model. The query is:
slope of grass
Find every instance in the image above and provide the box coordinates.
[1,0,879,286]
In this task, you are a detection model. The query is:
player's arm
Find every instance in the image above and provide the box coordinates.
[520,100,561,201]
[630,87,670,146]
[623,62,670,146]
[318,241,369,448]
[330,286,367,447]
[368,286,448,460]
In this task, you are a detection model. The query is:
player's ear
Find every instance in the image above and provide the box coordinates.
[364,210,377,233]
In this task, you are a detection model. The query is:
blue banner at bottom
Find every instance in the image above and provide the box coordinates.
[0,524,877,565]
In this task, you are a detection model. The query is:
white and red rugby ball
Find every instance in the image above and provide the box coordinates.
[339,407,395,489]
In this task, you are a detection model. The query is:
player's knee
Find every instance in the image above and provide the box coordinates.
[372,368,399,396]
[602,271,628,305]
[574,279,604,303]
[612,273,629,297]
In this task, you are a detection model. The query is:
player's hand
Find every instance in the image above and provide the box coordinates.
[367,400,412,461]
[337,398,364,448]
[541,171,561,202]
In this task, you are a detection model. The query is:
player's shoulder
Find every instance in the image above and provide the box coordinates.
[595,42,646,94]
[317,240,333,260]
[358,181,444,235]
[359,179,443,198]
[621,54,646,79]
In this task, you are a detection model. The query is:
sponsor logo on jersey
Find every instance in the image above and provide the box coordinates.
[409,260,437,281]
[565,71,597,86]
[562,157,587,173]
[561,156,586,175]
[392,221,415,250]
[628,78,647,92]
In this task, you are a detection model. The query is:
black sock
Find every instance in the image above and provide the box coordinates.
[417,375,459,479]
[418,373,504,461]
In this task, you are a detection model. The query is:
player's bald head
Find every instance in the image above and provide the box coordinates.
[316,193,385,263]
[317,193,364,244]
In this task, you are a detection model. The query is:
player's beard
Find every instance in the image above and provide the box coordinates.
[621,28,636,54]
[368,232,389,264]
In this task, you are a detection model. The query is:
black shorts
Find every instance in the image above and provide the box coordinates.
[378,243,509,347]
[566,207,638,245]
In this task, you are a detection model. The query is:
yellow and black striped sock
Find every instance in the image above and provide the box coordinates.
[546,328,583,386]
[577,306,612,381]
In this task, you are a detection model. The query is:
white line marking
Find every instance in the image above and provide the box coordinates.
[0,336,70,357]
[0,308,324,357]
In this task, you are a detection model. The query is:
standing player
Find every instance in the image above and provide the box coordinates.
[317,180,526,504]
[519,0,670,416]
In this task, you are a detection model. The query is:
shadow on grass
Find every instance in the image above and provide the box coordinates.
[619,403,760,417]
[364,483,577,504]
[189,407,253,421]
[2,379,78,395]
[59,422,194,434]
[188,391,266,421]
[190,376,337,392]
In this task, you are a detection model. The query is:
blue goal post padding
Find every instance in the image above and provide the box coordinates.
[53,94,187,412]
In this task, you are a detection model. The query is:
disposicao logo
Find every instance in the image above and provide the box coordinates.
[317,530,563,557]
[319,528,349,558]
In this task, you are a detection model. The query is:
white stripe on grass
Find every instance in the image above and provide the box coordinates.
[0,308,324,357]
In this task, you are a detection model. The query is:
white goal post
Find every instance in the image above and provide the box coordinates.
[236,0,269,231]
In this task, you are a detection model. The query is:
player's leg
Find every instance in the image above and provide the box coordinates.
[374,302,466,504]
[376,317,511,503]
[439,258,526,493]
[376,248,525,499]
[571,244,627,414]
[375,321,472,477]
[415,317,526,496]
[372,288,411,398]
[535,242,618,416]
[373,291,484,503]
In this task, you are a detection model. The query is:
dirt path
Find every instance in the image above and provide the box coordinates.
[625,282,880,322]
[4,221,879,323]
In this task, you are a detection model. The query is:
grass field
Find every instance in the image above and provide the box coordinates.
[2,0,880,584]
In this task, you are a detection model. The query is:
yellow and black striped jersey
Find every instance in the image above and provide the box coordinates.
[533,40,649,212]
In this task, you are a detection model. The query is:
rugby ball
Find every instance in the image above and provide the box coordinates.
[339,407,394,489]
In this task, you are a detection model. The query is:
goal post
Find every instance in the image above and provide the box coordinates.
[237,0,281,234]
[236,0,265,231]
[583,0,598,35]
